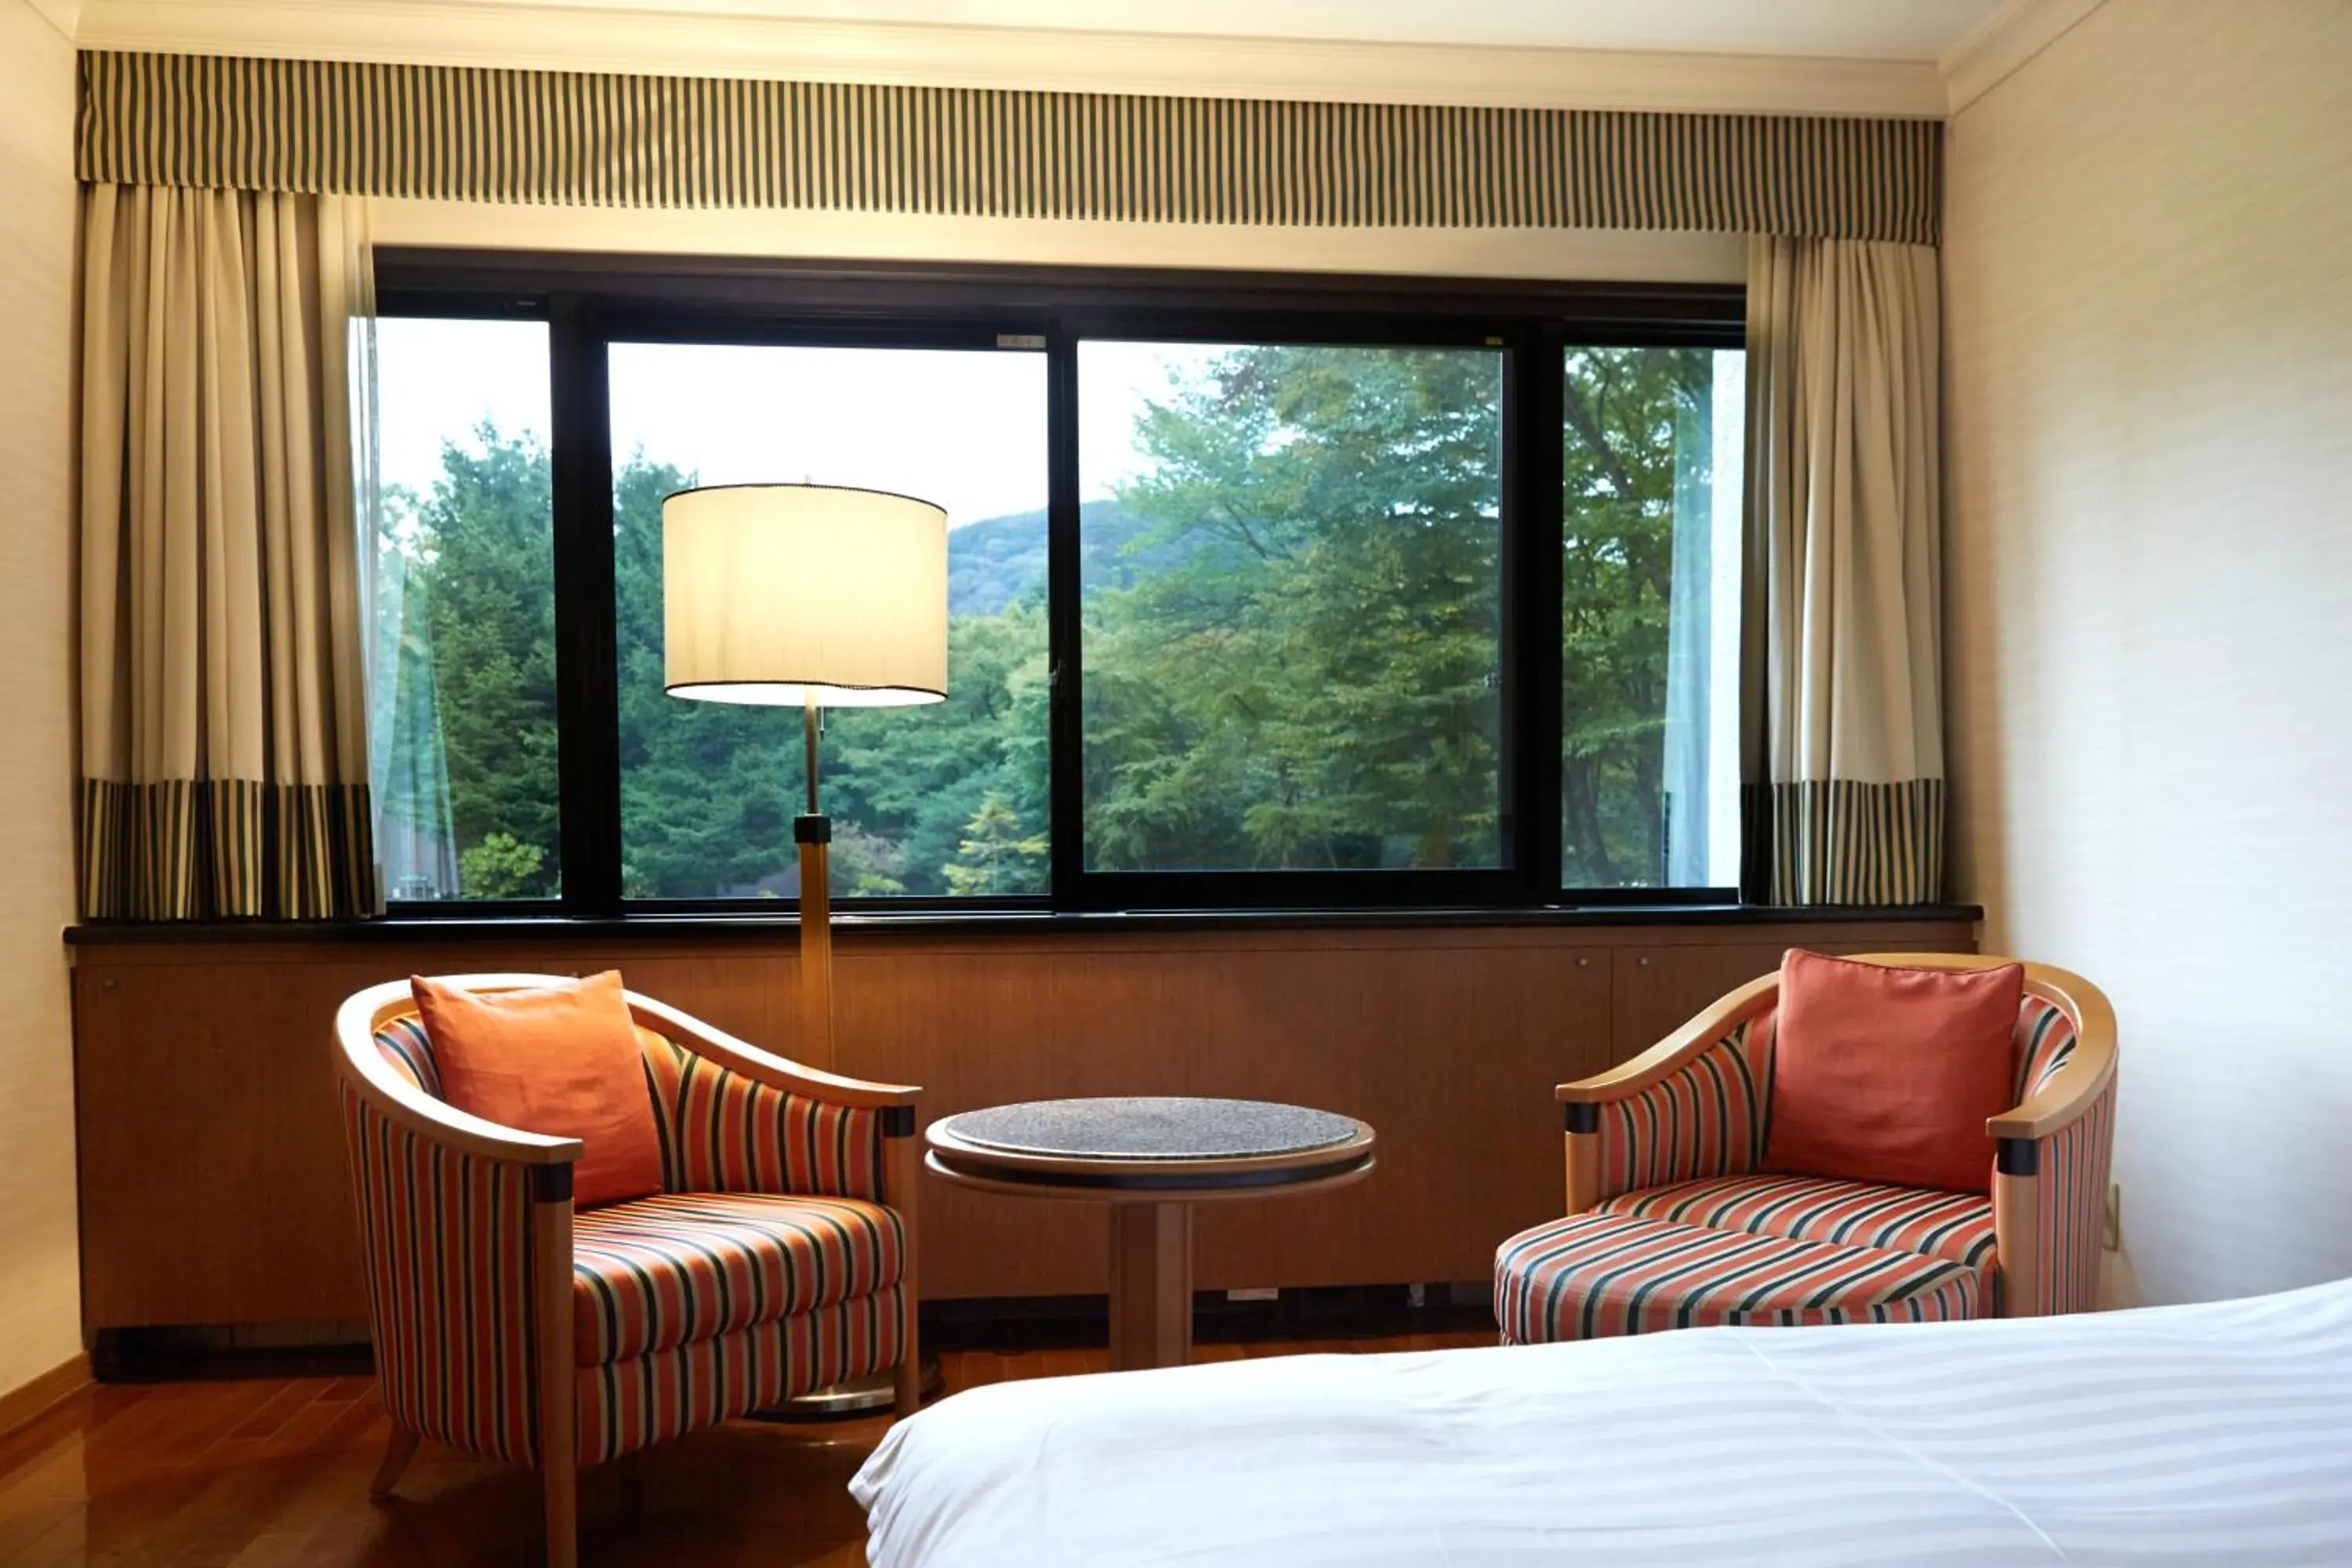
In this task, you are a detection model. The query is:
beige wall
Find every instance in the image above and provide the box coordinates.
[0,0,84,1391]
[1945,0,2352,1303]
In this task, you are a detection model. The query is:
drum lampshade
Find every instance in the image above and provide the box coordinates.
[662,483,949,706]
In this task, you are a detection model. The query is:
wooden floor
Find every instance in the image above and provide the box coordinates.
[0,1331,1490,1566]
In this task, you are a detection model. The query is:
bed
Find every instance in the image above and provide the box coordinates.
[851,1279,2352,1566]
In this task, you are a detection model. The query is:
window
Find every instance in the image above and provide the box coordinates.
[1080,341,1504,874]
[368,315,560,901]
[370,263,1743,916]
[1559,347,1745,890]
[607,341,1050,900]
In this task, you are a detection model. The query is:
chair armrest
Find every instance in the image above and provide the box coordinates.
[1558,974,1779,1105]
[626,994,919,1113]
[1987,962,2118,1141]
[336,1018,571,1468]
[333,987,583,1165]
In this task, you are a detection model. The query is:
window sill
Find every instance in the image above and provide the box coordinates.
[64,902,1983,946]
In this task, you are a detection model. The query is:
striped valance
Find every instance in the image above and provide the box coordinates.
[78,51,1941,244]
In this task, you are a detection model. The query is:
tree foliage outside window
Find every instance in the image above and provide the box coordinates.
[1559,345,1734,888]
[1081,343,1504,872]
[369,326,1734,902]
[612,440,1054,898]
[372,419,563,900]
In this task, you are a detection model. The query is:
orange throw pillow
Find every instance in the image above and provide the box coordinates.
[412,971,663,1210]
[1762,950,2024,1194]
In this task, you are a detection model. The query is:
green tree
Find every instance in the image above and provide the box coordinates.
[458,831,546,897]
[1083,346,1504,871]
[383,345,1710,902]
[377,423,561,898]
[612,450,804,898]
[1559,347,1715,886]
[944,793,1049,895]
[609,451,1051,899]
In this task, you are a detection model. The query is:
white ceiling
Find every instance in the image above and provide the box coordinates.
[65,0,2076,117]
[386,0,2013,60]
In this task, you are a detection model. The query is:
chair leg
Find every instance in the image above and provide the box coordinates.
[369,1426,420,1501]
[530,1173,581,1568]
[542,1450,579,1568]
[888,1127,924,1420]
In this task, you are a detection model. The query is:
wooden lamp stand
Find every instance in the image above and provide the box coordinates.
[659,481,953,1417]
[796,697,836,1067]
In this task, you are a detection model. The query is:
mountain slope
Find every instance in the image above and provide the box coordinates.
[948,499,1192,617]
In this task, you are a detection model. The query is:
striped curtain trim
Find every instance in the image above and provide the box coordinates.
[1740,777,1945,906]
[1595,1009,1774,1202]
[77,51,1941,244]
[341,1083,540,1466]
[80,777,375,920]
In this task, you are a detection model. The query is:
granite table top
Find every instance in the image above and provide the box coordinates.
[938,1096,1362,1163]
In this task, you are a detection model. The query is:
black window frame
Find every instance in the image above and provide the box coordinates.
[372,251,1744,920]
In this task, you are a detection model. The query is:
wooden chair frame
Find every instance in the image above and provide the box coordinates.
[1555,953,2118,1319]
[333,975,922,1568]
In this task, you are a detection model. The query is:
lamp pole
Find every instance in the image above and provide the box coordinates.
[659,480,949,1419]
[797,696,835,1069]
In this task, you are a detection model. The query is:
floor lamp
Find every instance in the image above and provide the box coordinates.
[660,481,949,1065]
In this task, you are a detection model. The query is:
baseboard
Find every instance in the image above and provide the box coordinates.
[91,1326,372,1383]
[0,1353,93,1441]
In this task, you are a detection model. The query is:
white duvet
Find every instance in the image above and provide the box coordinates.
[852,1279,2352,1566]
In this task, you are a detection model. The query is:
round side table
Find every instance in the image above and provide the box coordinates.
[927,1096,1376,1372]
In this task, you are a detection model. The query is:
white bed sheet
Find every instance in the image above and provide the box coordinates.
[852,1279,2352,1567]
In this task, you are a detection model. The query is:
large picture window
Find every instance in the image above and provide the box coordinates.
[1080,341,1504,875]
[1560,346,1745,891]
[370,261,1744,916]
[606,341,1051,900]
[368,315,560,902]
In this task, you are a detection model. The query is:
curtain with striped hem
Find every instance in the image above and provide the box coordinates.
[1740,779,1945,908]
[78,779,374,921]
[1738,236,1946,906]
[78,183,379,922]
[75,51,1941,245]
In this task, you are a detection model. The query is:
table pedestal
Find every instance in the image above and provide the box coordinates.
[927,1098,1377,1374]
[1109,1202,1194,1371]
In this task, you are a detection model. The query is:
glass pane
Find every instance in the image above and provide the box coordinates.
[369,317,560,901]
[1079,341,1505,873]
[610,343,1050,899]
[1559,346,1745,889]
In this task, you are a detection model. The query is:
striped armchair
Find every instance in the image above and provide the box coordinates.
[334,975,921,1568]
[1497,953,2116,1344]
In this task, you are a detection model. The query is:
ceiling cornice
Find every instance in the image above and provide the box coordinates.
[21,0,82,42]
[1940,0,2108,114]
[71,0,1950,118]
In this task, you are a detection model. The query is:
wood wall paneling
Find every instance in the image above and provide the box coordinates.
[71,920,1973,1328]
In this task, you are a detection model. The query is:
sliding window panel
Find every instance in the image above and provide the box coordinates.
[371,317,561,902]
[606,341,1052,900]
[1076,340,1508,885]
[1559,346,1746,892]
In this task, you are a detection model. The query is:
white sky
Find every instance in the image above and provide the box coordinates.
[374,320,1214,527]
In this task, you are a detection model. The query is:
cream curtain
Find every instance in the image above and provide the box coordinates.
[78,183,378,919]
[1739,236,1945,906]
